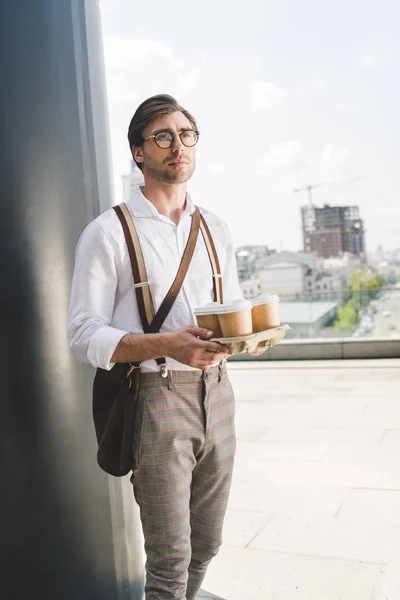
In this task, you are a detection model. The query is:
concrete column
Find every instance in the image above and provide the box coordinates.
[0,1,144,598]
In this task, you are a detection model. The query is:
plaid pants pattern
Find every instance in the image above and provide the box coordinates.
[130,362,236,600]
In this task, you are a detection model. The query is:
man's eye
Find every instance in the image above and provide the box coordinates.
[182,131,194,140]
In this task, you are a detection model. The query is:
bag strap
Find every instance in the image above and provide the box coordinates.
[148,208,201,334]
[113,203,203,375]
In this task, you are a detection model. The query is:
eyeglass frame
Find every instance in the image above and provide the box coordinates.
[142,128,200,149]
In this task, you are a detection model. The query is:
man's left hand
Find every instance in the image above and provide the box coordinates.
[248,345,269,357]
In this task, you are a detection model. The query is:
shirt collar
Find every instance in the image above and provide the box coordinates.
[127,186,196,219]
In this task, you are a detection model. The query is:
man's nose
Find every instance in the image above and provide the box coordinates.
[171,134,185,153]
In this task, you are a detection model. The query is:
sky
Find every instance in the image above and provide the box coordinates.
[99,0,400,253]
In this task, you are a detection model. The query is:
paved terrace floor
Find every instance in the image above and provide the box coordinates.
[201,358,400,600]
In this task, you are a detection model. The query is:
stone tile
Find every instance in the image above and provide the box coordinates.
[222,509,271,548]
[249,513,400,563]
[380,429,400,447]
[235,425,270,442]
[335,370,400,383]
[260,426,384,446]
[349,384,400,398]
[203,546,384,600]
[235,403,316,428]
[357,407,400,429]
[376,563,400,600]
[236,441,330,462]
[196,590,227,600]
[338,489,400,523]
[322,445,400,465]
[307,398,370,429]
[228,481,348,519]
[234,458,400,489]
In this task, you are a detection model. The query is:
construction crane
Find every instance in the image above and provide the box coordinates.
[294,176,366,206]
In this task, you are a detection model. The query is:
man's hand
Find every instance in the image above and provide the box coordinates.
[164,326,229,370]
[248,344,269,357]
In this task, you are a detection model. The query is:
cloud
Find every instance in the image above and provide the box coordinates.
[206,159,231,174]
[255,141,304,174]
[103,37,202,103]
[320,143,352,169]
[359,53,380,72]
[246,81,286,110]
[176,69,200,94]
[104,37,175,69]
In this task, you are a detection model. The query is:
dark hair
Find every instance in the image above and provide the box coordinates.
[127,94,198,171]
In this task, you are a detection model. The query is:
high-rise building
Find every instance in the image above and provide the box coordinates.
[302,204,365,259]
[122,160,144,202]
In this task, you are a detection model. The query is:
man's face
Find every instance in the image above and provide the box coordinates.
[134,111,197,184]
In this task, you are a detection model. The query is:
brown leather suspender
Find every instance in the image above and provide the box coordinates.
[113,203,222,376]
[114,203,155,332]
[199,216,223,304]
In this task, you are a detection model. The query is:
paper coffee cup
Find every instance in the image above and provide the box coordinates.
[216,298,253,337]
[194,302,223,337]
[251,294,280,332]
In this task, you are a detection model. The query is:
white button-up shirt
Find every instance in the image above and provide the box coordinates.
[67,187,242,372]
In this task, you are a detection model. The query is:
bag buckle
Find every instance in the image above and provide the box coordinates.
[127,362,141,388]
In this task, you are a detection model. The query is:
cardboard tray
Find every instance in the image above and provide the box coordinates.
[211,324,290,356]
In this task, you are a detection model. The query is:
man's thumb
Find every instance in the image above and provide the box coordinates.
[186,326,214,338]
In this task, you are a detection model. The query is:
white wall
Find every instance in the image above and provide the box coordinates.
[259,264,304,295]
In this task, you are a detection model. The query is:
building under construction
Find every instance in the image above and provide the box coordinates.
[301,204,365,258]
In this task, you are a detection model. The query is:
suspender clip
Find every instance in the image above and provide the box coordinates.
[160,363,168,378]
[134,281,149,288]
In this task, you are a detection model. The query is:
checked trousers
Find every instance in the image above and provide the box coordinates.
[130,361,236,600]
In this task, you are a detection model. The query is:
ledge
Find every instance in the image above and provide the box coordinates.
[228,337,400,361]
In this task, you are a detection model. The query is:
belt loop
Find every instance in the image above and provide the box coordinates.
[167,369,173,391]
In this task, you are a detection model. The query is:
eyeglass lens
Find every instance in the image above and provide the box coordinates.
[155,130,198,149]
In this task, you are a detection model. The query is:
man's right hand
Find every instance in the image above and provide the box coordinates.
[164,326,229,370]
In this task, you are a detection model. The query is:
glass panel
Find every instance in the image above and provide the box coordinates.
[277,286,400,340]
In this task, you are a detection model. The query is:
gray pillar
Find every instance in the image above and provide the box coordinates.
[0,1,144,598]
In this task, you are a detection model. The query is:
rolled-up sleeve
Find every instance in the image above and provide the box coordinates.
[67,221,128,370]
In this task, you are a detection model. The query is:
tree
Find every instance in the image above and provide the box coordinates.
[335,296,359,330]
[335,270,384,331]
[350,270,383,307]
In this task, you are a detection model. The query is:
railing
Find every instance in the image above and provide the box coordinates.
[231,285,400,361]
[275,286,400,341]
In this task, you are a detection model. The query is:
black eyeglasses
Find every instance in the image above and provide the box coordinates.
[143,129,200,149]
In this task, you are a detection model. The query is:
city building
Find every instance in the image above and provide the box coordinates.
[236,245,274,282]
[122,160,144,202]
[302,204,365,259]
[280,301,339,338]
[254,251,318,297]
[321,254,364,289]
[240,277,262,299]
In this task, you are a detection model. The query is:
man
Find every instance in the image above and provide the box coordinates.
[68,94,244,599]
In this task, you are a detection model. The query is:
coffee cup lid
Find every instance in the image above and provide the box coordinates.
[214,298,253,315]
[194,302,223,315]
[251,294,280,306]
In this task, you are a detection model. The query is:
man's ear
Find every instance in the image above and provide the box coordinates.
[132,145,144,166]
